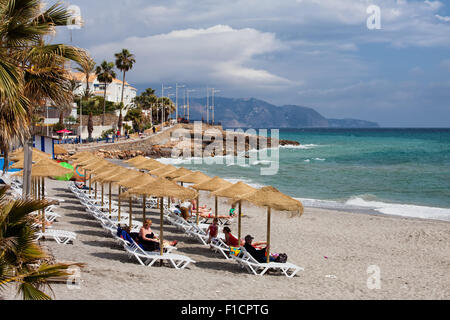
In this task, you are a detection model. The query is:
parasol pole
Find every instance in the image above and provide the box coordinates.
[118,186,121,221]
[143,195,146,221]
[95,181,97,199]
[109,182,112,215]
[41,177,46,233]
[196,194,200,225]
[89,173,92,195]
[129,197,132,227]
[267,206,271,263]
[215,195,218,219]
[101,183,104,208]
[238,200,242,246]
[160,197,164,256]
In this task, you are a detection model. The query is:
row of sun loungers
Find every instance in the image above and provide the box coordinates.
[1,173,77,245]
[70,182,195,270]
[164,207,304,277]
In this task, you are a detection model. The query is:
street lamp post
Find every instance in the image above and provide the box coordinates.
[176,83,185,123]
[211,88,221,125]
[187,89,195,123]
[161,84,172,128]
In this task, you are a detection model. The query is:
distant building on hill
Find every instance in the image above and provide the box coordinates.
[71,72,138,114]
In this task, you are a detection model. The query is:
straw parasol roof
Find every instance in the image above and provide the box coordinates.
[164,167,193,180]
[80,159,111,172]
[135,159,164,171]
[121,177,197,201]
[74,157,104,167]
[69,151,95,160]
[235,186,304,214]
[148,164,177,177]
[10,150,52,162]
[118,172,157,189]
[54,145,68,155]
[192,176,233,192]
[174,171,211,184]
[111,170,142,186]
[13,160,73,177]
[91,167,130,183]
[212,181,257,199]
[124,155,147,165]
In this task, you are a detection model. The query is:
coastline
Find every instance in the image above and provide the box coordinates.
[3,178,449,300]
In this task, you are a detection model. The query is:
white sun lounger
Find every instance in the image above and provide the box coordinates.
[35,229,77,244]
[210,237,232,260]
[230,247,303,278]
[123,241,194,269]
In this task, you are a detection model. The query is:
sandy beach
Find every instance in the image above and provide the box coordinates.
[3,178,450,300]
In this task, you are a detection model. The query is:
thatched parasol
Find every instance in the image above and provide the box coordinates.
[148,164,177,177]
[109,170,142,220]
[192,176,233,220]
[14,160,72,233]
[234,186,304,262]
[91,167,131,214]
[117,173,157,226]
[135,159,165,171]
[10,148,51,159]
[121,177,198,256]
[10,150,52,163]
[174,171,210,184]
[212,182,257,244]
[163,167,193,180]
[173,171,211,223]
[124,155,148,165]
[54,145,68,155]
[69,151,96,161]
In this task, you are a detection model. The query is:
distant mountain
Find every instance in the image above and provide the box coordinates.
[186,97,379,128]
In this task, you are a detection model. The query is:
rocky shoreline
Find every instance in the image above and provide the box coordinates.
[61,123,300,161]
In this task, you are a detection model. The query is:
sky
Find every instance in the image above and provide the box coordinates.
[53,0,450,127]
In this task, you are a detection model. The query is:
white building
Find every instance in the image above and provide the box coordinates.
[71,72,138,115]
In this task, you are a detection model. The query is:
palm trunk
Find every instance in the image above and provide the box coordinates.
[118,71,126,135]
[102,83,107,126]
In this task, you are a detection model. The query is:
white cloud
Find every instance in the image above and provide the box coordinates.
[435,14,450,22]
[89,25,292,88]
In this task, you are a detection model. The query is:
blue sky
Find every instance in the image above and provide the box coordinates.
[53,0,450,127]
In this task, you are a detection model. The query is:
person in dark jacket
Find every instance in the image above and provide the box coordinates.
[243,235,276,263]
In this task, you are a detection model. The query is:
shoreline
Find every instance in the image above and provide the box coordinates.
[3,178,449,300]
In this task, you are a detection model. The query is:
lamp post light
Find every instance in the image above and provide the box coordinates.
[167,93,175,125]
[186,89,195,123]
[161,84,172,128]
[175,83,185,123]
[211,88,220,125]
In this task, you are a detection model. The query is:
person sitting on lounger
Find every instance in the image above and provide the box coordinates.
[138,219,177,251]
[229,203,237,217]
[190,199,211,214]
[172,204,182,216]
[75,181,89,190]
[180,206,191,221]
[243,234,276,263]
[205,218,219,244]
[223,227,266,249]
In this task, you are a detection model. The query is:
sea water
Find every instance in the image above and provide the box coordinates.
[163,128,450,221]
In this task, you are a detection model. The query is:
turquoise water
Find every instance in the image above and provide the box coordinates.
[162,128,450,221]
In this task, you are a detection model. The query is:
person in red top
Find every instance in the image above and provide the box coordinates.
[223,227,267,248]
[205,218,219,243]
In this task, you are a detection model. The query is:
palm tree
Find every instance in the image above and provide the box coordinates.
[0,0,86,177]
[87,112,94,141]
[115,49,135,134]
[95,61,116,126]
[0,186,83,299]
[75,56,96,100]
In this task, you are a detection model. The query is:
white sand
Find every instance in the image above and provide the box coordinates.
[3,179,450,300]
